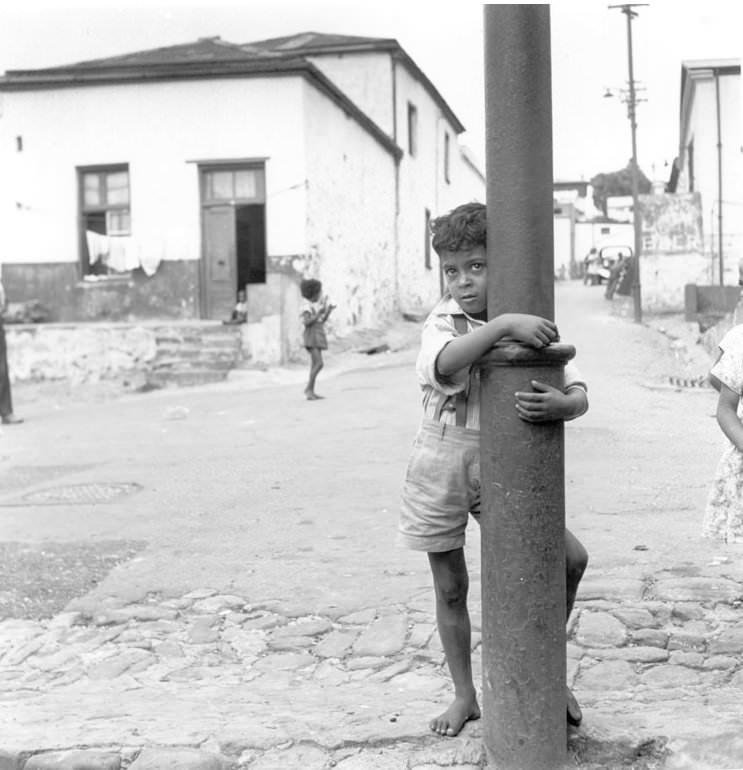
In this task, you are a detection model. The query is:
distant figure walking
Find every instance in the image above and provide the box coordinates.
[703,324,743,542]
[299,279,335,400]
[0,279,23,425]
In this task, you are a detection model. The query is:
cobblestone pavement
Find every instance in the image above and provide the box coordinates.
[1,283,742,769]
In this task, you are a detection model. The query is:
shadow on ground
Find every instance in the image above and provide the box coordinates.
[569,733,670,769]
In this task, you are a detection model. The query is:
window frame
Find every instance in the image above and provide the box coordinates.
[77,163,131,277]
[407,102,418,157]
[200,164,266,206]
[443,131,451,184]
[686,140,694,192]
[424,208,432,270]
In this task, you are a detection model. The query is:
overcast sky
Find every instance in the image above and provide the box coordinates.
[1,0,741,183]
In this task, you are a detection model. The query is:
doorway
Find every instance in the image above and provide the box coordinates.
[200,164,266,320]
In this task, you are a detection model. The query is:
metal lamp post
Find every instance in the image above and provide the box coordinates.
[480,6,573,768]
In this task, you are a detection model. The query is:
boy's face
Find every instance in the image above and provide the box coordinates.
[440,245,487,314]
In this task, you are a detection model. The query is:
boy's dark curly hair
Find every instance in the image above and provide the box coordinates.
[430,201,486,255]
[300,278,322,300]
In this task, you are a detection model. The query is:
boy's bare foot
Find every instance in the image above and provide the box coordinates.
[305,391,324,400]
[429,695,481,737]
[567,686,582,726]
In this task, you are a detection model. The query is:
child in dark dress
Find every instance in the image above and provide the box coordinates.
[300,279,336,400]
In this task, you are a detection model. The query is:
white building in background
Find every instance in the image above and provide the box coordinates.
[552,180,630,278]
[669,58,742,285]
[605,195,634,223]
[0,33,484,363]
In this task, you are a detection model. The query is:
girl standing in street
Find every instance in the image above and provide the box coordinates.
[299,278,336,400]
[703,324,743,542]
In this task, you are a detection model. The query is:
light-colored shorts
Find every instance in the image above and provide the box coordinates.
[398,419,481,553]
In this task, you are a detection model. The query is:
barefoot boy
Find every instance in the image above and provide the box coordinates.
[398,202,588,737]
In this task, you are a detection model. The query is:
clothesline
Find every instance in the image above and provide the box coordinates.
[85,230,163,277]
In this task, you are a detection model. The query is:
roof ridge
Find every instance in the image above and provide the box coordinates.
[247,31,397,51]
[207,37,278,58]
[53,37,266,70]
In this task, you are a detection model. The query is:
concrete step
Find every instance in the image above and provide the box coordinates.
[154,343,241,357]
[147,369,228,387]
[153,348,240,360]
[151,357,235,371]
[144,321,244,388]
[154,335,241,348]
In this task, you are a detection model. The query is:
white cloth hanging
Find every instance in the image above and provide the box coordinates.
[85,231,110,265]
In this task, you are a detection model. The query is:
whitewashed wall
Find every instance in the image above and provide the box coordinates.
[553,216,573,278]
[574,221,635,262]
[677,72,742,284]
[0,76,308,266]
[306,52,394,137]
[301,78,397,352]
[393,62,485,317]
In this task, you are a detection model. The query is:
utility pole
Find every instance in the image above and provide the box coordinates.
[609,3,647,323]
[714,69,724,285]
[480,6,574,768]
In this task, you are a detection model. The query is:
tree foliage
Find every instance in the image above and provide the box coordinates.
[590,163,652,217]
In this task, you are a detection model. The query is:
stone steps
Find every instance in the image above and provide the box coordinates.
[146,323,244,387]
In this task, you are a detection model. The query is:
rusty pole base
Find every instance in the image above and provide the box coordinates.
[478,342,575,770]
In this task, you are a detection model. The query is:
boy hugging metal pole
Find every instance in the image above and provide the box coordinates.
[480,6,582,768]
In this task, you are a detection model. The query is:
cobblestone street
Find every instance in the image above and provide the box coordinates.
[1,282,741,769]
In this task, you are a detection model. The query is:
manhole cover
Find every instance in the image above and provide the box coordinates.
[21,482,142,505]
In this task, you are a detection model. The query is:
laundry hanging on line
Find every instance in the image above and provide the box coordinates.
[85,231,163,277]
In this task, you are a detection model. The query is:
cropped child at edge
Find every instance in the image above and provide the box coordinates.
[703,323,743,543]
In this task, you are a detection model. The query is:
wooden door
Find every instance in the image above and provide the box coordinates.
[202,205,236,320]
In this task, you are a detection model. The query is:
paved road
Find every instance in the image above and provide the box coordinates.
[0,282,740,769]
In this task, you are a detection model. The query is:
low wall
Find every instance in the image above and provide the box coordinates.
[641,252,710,313]
[5,324,159,384]
[685,284,741,323]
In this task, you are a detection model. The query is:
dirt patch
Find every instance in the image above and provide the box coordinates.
[0,540,147,620]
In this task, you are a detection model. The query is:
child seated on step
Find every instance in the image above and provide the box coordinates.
[223,290,247,325]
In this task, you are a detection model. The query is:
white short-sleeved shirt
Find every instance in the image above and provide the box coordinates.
[416,294,586,430]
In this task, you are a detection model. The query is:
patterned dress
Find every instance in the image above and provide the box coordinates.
[702,325,743,543]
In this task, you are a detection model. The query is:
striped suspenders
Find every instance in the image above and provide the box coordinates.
[432,314,470,428]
